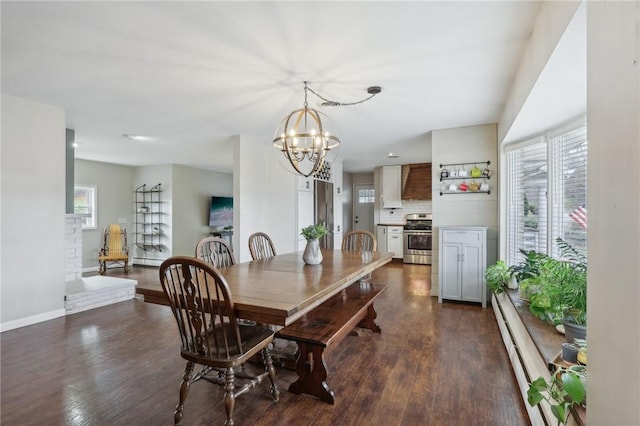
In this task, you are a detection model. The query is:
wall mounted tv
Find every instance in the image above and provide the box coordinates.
[209,196,233,228]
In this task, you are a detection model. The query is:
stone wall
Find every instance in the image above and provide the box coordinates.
[65,214,83,281]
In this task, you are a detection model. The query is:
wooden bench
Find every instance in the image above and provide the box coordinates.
[276,281,386,404]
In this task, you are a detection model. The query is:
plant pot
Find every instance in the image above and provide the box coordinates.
[507,276,518,290]
[302,239,323,265]
[562,342,579,363]
[563,319,587,343]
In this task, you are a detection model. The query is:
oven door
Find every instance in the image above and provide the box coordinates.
[403,230,432,264]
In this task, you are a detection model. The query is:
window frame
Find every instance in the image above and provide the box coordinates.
[504,117,587,264]
[74,184,97,230]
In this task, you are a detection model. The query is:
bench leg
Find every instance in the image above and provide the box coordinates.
[288,343,335,404]
[357,304,382,333]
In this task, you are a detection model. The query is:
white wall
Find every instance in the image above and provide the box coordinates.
[498,1,581,142]
[265,143,298,256]
[431,124,499,297]
[234,135,267,262]
[172,165,232,256]
[1,94,66,330]
[586,2,640,423]
[75,159,135,270]
[232,134,303,261]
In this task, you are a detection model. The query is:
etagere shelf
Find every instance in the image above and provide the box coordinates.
[134,183,163,251]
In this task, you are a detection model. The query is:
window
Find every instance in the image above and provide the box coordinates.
[549,126,588,257]
[74,185,97,229]
[358,188,375,204]
[506,138,548,264]
[505,120,587,264]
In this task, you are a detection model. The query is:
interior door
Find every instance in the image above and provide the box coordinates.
[353,184,374,232]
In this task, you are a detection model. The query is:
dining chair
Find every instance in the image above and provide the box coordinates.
[342,230,377,286]
[98,224,129,275]
[248,232,277,261]
[159,256,279,426]
[341,230,378,252]
[195,236,236,268]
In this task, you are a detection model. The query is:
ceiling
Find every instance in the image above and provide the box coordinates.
[1,1,545,174]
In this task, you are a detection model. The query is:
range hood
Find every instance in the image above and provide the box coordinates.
[401,163,432,200]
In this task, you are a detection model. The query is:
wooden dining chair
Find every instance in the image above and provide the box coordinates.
[195,236,236,268]
[159,256,279,426]
[98,224,129,275]
[342,230,377,286]
[248,232,277,261]
[341,230,378,252]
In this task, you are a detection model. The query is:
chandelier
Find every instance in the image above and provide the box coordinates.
[273,81,381,177]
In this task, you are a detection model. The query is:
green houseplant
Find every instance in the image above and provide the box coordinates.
[485,260,511,294]
[300,223,328,241]
[300,224,327,265]
[527,368,586,425]
[508,249,550,282]
[528,240,586,317]
[523,238,586,342]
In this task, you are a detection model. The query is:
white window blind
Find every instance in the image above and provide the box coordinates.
[506,140,548,265]
[549,126,588,257]
[505,121,587,264]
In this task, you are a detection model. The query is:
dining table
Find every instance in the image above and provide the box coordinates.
[140,249,393,326]
[212,249,393,326]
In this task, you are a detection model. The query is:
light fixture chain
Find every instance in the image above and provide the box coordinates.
[306,85,378,107]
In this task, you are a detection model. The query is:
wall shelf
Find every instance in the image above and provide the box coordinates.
[439,160,492,195]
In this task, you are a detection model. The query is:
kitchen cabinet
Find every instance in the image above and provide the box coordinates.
[387,226,404,259]
[438,226,487,307]
[377,225,388,254]
[381,165,402,208]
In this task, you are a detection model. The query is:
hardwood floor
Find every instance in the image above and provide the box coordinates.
[1,263,530,425]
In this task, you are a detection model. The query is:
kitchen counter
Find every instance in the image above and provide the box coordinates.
[377,223,405,227]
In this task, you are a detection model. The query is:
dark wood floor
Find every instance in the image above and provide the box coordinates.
[1,263,530,425]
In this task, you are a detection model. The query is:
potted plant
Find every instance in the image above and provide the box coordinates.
[485,260,511,294]
[508,249,550,300]
[527,368,586,425]
[527,239,587,341]
[300,223,327,265]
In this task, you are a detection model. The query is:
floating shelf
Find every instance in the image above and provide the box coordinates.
[440,190,491,196]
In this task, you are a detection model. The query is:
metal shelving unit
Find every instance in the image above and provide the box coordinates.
[439,161,491,195]
[134,183,163,251]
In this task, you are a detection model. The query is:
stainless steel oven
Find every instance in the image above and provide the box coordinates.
[403,213,432,264]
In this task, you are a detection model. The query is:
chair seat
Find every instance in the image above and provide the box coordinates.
[99,254,129,261]
[182,324,275,368]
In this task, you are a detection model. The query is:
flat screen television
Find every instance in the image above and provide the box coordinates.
[209,196,233,228]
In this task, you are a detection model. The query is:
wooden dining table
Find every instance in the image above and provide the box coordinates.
[225,249,392,326]
[140,249,393,326]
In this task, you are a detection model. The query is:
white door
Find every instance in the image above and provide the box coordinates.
[353,184,374,232]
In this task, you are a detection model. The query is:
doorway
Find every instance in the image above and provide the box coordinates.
[353,184,374,233]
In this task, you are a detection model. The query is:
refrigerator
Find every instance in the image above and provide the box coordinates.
[314,180,334,250]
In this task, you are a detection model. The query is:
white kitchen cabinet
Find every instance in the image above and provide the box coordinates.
[377,225,388,254]
[438,226,487,308]
[387,225,404,259]
[381,165,402,208]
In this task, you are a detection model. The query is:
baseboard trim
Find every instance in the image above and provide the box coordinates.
[1,308,66,332]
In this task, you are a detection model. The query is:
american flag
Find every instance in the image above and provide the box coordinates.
[569,204,587,229]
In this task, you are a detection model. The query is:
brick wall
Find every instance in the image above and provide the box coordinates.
[65,215,83,281]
